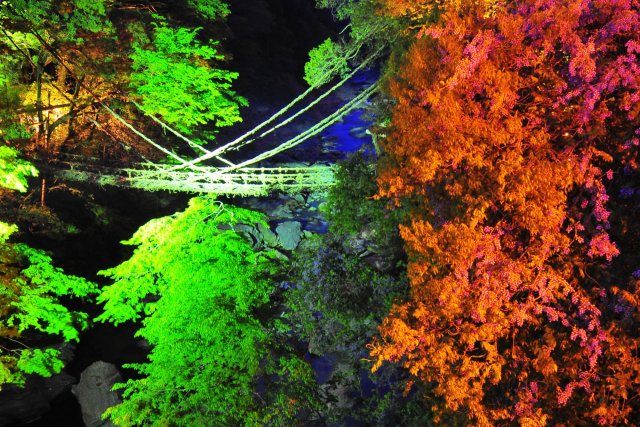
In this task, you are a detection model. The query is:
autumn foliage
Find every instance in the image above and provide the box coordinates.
[371,0,640,424]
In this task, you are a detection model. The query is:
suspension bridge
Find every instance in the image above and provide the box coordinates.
[1,3,385,197]
[42,48,379,196]
[50,159,336,196]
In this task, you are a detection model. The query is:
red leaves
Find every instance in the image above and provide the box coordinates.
[371,0,640,424]
[588,233,620,261]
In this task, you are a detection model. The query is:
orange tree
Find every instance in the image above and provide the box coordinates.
[370,0,640,425]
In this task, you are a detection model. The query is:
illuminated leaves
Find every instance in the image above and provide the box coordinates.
[186,0,230,20]
[98,197,318,426]
[0,241,96,388]
[0,148,95,389]
[129,19,247,137]
[0,147,37,193]
[15,348,65,378]
[0,239,96,388]
[304,38,350,87]
[371,0,640,424]
[0,0,112,40]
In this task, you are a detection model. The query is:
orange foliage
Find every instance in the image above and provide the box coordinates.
[372,0,640,424]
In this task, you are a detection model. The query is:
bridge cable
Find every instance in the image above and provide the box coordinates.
[130,49,381,166]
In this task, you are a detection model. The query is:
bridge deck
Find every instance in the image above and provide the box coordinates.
[49,162,335,195]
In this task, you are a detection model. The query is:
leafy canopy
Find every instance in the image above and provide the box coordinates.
[0,0,112,40]
[371,0,640,424]
[97,197,318,426]
[0,148,96,389]
[304,38,351,87]
[130,17,247,138]
[186,0,230,20]
[0,147,37,193]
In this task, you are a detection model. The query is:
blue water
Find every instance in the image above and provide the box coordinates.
[321,108,375,155]
[320,69,379,157]
[267,69,379,165]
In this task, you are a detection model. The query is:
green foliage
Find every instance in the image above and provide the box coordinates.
[0,0,112,40]
[98,197,318,426]
[16,348,64,377]
[0,237,97,388]
[186,0,230,20]
[0,59,32,144]
[0,147,96,389]
[323,150,402,244]
[308,0,409,118]
[129,18,247,137]
[0,147,38,192]
[285,234,406,356]
[304,38,351,87]
[284,234,420,424]
[317,0,396,42]
[0,1,50,27]
[9,244,97,341]
[0,221,17,243]
[64,0,112,39]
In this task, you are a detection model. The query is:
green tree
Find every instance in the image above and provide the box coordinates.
[97,197,318,426]
[186,0,231,20]
[284,234,409,424]
[0,146,36,192]
[0,0,243,166]
[0,147,97,389]
[129,17,247,139]
[0,0,111,40]
[323,150,404,245]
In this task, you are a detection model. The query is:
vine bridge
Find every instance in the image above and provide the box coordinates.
[48,60,378,196]
[51,158,336,196]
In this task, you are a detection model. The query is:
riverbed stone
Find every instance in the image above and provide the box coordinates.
[276,221,303,250]
[72,361,122,427]
[257,222,279,247]
[233,223,263,248]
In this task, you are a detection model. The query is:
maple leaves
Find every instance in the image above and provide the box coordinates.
[371,0,640,424]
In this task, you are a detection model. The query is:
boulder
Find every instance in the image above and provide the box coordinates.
[276,221,303,250]
[233,223,263,248]
[72,361,122,427]
[256,222,278,247]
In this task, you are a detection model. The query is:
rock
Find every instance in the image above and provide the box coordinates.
[271,249,291,262]
[362,253,393,273]
[257,222,278,247]
[342,235,369,256]
[291,193,306,204]
[306,192,326,205]
[267,203,293,219]
[72,361,122,427]
[233,223,263,248]
[276,221,303,251]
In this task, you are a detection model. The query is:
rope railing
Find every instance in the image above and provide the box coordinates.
[48,80,377,195]
[49,161,335,196]
[208,82,378,176]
